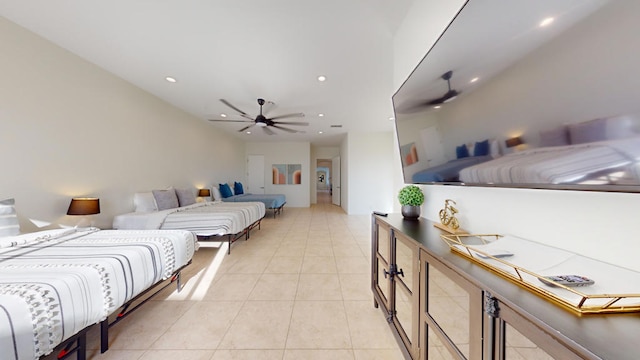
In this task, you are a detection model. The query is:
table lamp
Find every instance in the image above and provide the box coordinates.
[67,197,100,227]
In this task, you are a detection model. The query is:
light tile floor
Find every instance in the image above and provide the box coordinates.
[64,201,404,359]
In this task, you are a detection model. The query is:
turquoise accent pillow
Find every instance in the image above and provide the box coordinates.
[234,182,244,195]
[219,183,233,198]
[456,144,469,159]
[474,139,490,156]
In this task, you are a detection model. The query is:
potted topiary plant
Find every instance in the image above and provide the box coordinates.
[398,185,424,220]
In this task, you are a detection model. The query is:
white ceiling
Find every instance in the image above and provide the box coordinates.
[0,0,414,146]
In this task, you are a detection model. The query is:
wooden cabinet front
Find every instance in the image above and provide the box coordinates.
[420,249,483,359]
[371,214,640,360]
[371,216,420,359]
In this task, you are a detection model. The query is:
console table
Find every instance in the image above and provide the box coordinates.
[371,213,640,359]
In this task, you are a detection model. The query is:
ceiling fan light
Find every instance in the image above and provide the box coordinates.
[256,122,267,127]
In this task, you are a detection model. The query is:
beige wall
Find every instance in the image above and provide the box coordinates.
[245,142,311,207]
[346,132,396,214]
[0,17,245,230]
[394,1,640,272]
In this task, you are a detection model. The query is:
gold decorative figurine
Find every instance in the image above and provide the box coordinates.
[435,199,466,234]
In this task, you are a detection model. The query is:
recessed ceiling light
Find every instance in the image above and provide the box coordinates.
[388,117,395,121]
[246,131,251,134]
[318,131,323,134]
[434,105,441,109]
[221,113,227,118]
[470,77,479,83]
[318,113,325,117]
[165,76,177,83]
[539,17,554,27]
[317,75,326,82]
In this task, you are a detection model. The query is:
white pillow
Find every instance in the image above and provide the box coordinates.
[489,139,501,157]
[211,187,222,201]
[134,192,158,212]
[0,198,20,237]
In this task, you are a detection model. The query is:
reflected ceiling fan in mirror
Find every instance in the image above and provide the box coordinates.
[427,70,460,105]
[208,98,308,135]
[394,70,461,114]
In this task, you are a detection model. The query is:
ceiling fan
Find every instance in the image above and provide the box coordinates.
[208,98,308,135]
[426,70,460,105]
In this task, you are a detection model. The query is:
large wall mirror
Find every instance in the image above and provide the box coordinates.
[393,0,640,192]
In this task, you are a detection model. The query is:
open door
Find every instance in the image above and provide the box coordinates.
[331,156,340,206]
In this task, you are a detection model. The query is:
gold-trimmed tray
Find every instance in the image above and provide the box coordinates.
[440,233,640,315]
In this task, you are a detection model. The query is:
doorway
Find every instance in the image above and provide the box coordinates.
[316,159,332,204]
[316,157,340,205]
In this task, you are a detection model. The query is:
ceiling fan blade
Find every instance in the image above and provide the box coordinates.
[272,121,309,126]
[208,119,254,123]
[271,124,300,133]
[220,99,255,120]
[269,113,305,121]
[220,99,248,115]
[238,123,256,132]
[262,126,276,135]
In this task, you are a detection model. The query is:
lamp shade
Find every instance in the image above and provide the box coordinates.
[198,188,211,197]
[67,197,100,215]
[505,136,524,148]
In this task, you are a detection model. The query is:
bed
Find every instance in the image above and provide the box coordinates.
[459,138,640,184]
[411,155,493,182]
[222,193,286,217]
[113,201,266,254]
[216,182,286,218]
[0,227,197,360]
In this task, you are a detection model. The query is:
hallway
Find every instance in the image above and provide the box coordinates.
[317,189,332,205]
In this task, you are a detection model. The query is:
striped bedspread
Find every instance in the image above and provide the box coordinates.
[0,228,196,360]
[113,201,266,236]
[459,138,640,184]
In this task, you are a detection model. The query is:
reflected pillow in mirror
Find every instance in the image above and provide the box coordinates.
[473,139,490,156]
[539,125,570,147]
[456,144,469,159]
[489,139,501,157]
[568,118,607,144]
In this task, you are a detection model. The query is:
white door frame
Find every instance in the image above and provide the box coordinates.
[331,155,341,206]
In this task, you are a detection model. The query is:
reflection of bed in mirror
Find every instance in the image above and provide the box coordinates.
[411,138,500,182]
[460,137,640,184]
[412,155,492,182]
